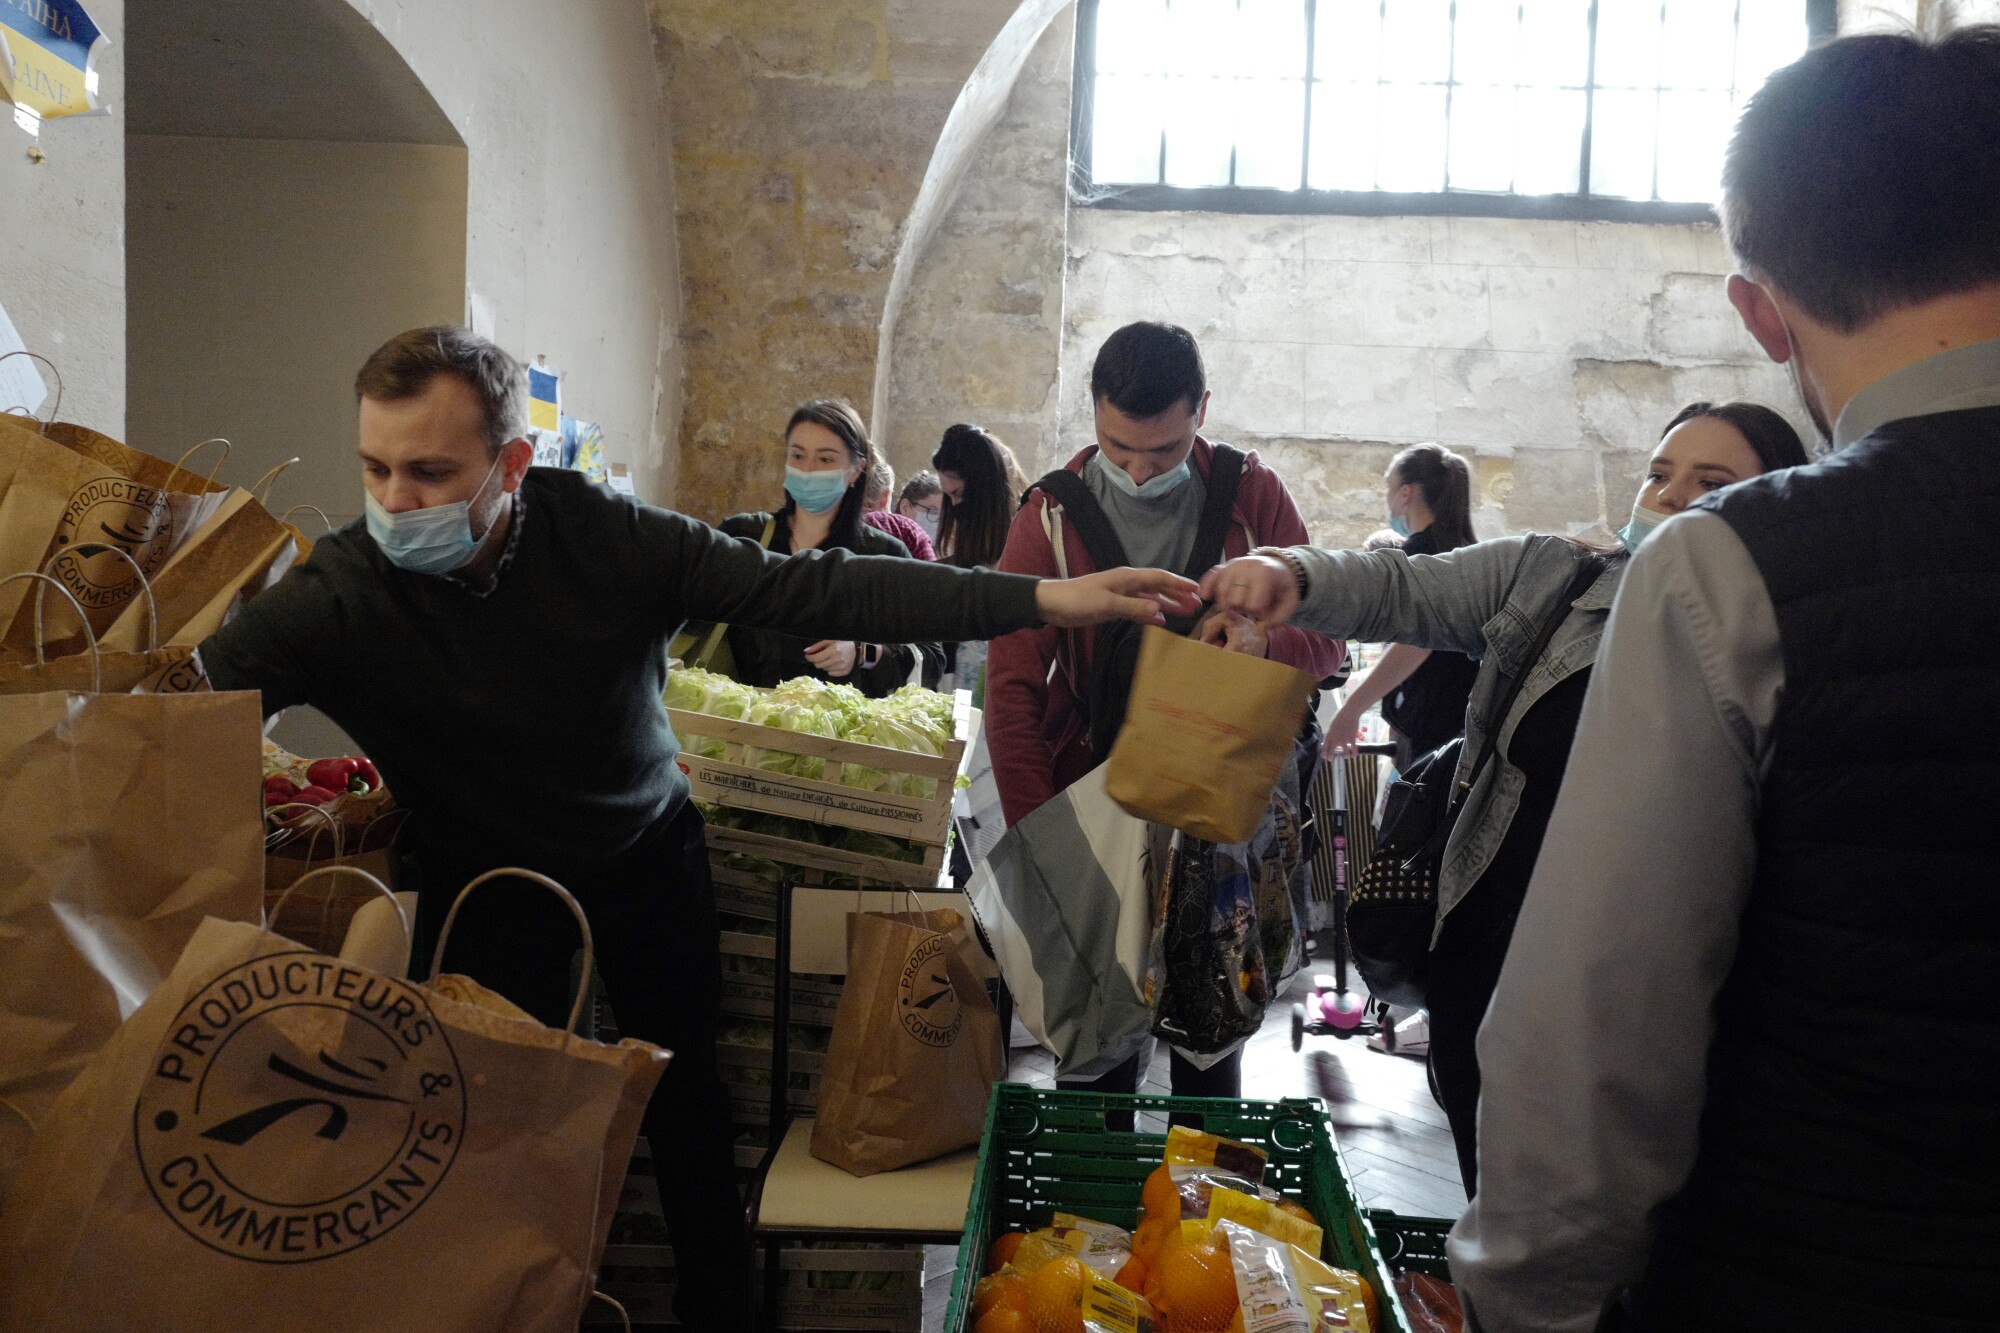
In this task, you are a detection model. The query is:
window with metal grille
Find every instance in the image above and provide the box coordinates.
[1074,0,1837,221]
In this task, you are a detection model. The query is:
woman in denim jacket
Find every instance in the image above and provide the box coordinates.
[1202,405,1806,1194]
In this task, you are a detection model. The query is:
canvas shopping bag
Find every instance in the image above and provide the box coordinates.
[1105,626,1317,845]
[0,584,262,1206]
[0,415,230,653]
[0,867,670,1333]
[1149,738,1312,1059]
[810,903,1002,1176]
[966,765,1166,1079]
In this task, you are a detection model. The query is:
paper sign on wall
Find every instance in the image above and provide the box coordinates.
[0,299,47,415]
[0,0,105,136]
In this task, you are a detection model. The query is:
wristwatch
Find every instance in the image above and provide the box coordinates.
[1254,546,1311,601]
[857,643,882,671]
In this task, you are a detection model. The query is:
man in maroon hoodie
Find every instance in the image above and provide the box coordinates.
[986,320,1345,1101]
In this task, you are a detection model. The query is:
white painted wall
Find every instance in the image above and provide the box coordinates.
[0,0,125,434]
[127,137,468,526]
[344,0,684,503]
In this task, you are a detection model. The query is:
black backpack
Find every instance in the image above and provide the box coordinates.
[1028,446,1246,759]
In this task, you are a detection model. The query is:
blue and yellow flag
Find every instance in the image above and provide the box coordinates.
[0,0,104,130]
[526,364,561,434]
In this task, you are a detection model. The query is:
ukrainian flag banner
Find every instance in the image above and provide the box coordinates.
[0,0,104,134]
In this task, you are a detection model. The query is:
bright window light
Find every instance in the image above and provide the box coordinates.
[1082,0,1816,214]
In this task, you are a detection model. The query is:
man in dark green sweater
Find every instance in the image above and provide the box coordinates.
[199,326,1198,1330]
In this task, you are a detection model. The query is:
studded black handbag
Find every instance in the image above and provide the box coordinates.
[1348,555,1602,1007]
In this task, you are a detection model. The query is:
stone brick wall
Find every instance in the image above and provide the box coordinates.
[1059,211,1805,548]
[877,14,1075,489]
[655,0,1021,523]
[665,1,1855,543]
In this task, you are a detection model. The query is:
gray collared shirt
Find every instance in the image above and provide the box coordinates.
[1449,338,2000,1332]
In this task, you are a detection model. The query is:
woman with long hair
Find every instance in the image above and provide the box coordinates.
[931,423,1024,569]
[929,424,1026,697]
[721,399,944,695]
[1327,443,1483,770]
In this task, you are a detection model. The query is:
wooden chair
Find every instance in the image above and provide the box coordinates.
[742,884,995,1326]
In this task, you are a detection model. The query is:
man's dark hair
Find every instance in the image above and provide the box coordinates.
[1661,400,1811,476]
[1722,26,2000,333]
[355,326,528,458]
[1089,321,1207,418]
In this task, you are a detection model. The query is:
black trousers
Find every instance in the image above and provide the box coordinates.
[1057,1044,1245,1133]
[1424,870,1533,1199]
[414,803,751,1332]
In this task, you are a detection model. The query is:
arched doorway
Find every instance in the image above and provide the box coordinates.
[124,0,468,529]
[124,0,469,756]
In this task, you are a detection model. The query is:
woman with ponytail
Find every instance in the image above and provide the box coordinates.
[1327,443,1482,768]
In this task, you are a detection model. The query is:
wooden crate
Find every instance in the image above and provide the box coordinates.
[706,822,946,890]
[591,1242,925,1331]
[722,974,844,1026]
[671,697,975,852]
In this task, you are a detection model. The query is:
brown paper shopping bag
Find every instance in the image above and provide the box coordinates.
[0,415,230,653]
[0,868,670,1333]
[0,564,207,696]
[0,581,262,1206]
[1104,625,1317,845]
[810,905,1002,1177]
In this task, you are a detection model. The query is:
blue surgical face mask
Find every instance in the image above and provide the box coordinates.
[1093,450,1191,501]
[365,457,504,576]
[1388,514,1413,538]
[1618,501,1669,554]
[785,465,851,514]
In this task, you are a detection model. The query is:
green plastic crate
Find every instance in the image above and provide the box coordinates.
[943,1083,1413,1333]
[1366,1210,1454,1281]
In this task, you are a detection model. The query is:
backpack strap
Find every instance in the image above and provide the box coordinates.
[686,517,775,671]
[1182,443,1246,580]
[1028,467,1131,573]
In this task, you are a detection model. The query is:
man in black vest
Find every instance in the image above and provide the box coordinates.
[1450,27,2000,1333]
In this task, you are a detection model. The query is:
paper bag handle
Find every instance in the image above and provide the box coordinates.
[428,868,596,1040]
[280,504,334,535]
[39,543,160,652]
[589,1291,632,1332]
[0,1096,34,1136]
[0,573,98,692]
[169,437,231,493]
[249,457,301,508]
[268,863,409,949]
[0,350,61,429]
[265,801,347,863]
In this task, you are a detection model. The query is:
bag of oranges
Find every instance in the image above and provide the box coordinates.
[973,1254,1158,1333]
[1214,1219,1378,1332]
[1121,1128,1323,1308]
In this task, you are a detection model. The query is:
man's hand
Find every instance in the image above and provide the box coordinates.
[1035,567,1202,629]
[1196,609,1270,657]
[1199,554,1300,627]
[804,639,859,677]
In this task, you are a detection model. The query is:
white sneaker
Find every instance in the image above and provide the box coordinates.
[1368,1009,1430,1059]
